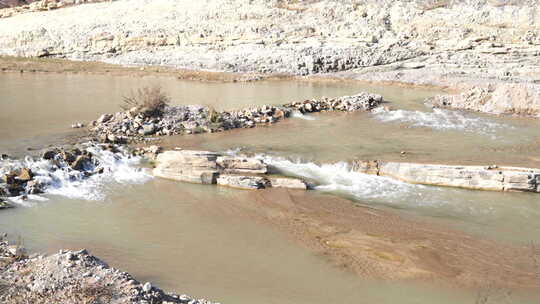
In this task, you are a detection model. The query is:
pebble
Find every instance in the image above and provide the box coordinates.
[143,281,152,292]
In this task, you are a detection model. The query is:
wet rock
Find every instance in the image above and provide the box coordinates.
[60,150,77,164]
[70,155,90,171]
[42,148,58,160]
[268,177,308,190]
[0,199,13,209]
[216,175,270,190]
[25,179,44,194]
[16,168,33,181]
[0,185,7,196]
[216,156,267,174]
[351,160,379,175]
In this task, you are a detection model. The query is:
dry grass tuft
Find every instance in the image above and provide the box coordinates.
[120,85,171,117]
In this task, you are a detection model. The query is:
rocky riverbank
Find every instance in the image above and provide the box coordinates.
[89,92,383,143]
[0,0,538,116]
[0,235,216,304]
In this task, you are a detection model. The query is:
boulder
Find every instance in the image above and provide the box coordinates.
[216,156,267,174]
[70,155,91,171]
[268,177,308,190]
[16,168,33,182]
[42,148,59,160]
[216,175,270,190]
[25,180,44,194]
[153,150,219,184]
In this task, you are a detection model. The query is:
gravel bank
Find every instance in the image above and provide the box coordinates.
[0,235,217,304]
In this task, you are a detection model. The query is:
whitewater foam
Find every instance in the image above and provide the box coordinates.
[255,154,505,218]
[257,154,418,201]
[371,107,509,138]
[1,144,152,203]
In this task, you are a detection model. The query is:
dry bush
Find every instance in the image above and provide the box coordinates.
[207,106,221,123]
[120,85,171,117]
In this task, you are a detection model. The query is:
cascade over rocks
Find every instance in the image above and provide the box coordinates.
[153,150,308,190]
[0,143,130,199]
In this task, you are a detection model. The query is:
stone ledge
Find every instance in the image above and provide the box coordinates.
[352,160,540,193]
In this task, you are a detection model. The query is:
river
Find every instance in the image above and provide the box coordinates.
[1,72,540,303]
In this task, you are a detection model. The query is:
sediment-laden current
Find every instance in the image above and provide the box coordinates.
[2,73,540,303]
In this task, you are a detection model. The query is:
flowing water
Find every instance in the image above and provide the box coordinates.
[1,72,540,303]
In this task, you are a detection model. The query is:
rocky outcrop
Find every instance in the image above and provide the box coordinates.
[153,150,308,191]
[0,235,216,304]
[0,0,110,18]
[429,85,540,117]
[352,160,540,193]
[90,93,383,142]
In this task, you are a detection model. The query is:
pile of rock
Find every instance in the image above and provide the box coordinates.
[90,104,294,143]
[0,235,216,304]
[285,93,384,113]
[90,93,383,143]
[90,105,211,143]
[219,105,292,129]
[153,150,308,190]
[352,160,540,193]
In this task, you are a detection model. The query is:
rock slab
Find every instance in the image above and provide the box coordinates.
[352,160,540,192]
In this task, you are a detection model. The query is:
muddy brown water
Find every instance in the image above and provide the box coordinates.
[1,73,540,303]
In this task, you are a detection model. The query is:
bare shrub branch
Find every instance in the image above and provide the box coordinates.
[120,85,171,117]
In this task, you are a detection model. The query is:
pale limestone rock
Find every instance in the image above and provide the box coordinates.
[268,177,307,190]
[351,160,540,193]
[216,156,267,174]
[216,175,269,190]
[152,150,219,184]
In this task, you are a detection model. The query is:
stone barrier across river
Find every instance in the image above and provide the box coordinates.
[352,160,540,193]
